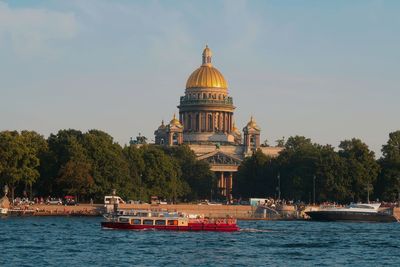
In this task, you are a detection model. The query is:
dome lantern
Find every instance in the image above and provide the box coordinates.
[202,45,212,66]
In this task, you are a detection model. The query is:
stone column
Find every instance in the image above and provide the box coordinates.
[212,112,216,132]
[205,113,208,132]
[198,112,202,132]
[191,112,195,131]
[219,172,224,195]
[220,113,223,131]
[229,113,233,132]
[222,112,225,132]
[225,113,228,133]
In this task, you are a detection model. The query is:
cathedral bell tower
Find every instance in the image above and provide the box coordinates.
[243,116,261,154]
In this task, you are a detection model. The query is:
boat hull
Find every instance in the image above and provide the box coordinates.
[306,211,398,223]
[101,221,239,232]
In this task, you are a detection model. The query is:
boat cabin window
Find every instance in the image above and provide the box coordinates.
[143,219,153,225]
[167,220,178,226]
[155,220,166,226]
[132,219,141,225]
[119,217,130,223]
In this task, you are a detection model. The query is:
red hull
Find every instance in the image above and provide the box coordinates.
[101,221,239,232]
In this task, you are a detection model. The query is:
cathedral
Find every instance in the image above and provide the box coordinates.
[154,46,281,200]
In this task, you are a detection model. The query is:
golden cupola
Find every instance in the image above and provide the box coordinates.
[169,114,182,128]
[186,45,228,89]
[245,116,260,131]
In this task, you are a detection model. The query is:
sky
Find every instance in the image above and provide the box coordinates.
[0,0,399,157]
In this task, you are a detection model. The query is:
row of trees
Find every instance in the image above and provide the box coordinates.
[0,129,214,202]
[235,131,400,203]
[1,128,399,204]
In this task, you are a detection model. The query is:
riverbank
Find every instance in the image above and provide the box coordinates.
[8,203,257,219]
[6,204,400,221]
[8,204,103,216]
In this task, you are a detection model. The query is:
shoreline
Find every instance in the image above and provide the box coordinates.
[4,203,299,220]
[7,203,399,221]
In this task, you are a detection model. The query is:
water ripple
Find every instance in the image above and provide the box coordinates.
[1,217,400,266]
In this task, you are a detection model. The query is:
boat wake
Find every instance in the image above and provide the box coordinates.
[240,228,275,233]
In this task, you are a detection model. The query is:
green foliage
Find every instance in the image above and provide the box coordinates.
[375,131,400,201]
[2,128,400,203]
[235,149,271,198]
[0,131,45,199]
[338,138,379,202]
[235,135,382,204]
[160,145,213,201]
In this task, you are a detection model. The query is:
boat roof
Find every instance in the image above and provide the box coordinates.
[348,203,381,210]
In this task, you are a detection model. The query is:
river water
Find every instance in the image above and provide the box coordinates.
[1,217,399,266]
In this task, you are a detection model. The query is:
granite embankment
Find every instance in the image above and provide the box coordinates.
[11,204,400,221]
[11,203,256,219]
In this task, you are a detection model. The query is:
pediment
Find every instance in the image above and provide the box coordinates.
[198,151,242,166]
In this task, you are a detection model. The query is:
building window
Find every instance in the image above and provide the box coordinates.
[173,133,179,145]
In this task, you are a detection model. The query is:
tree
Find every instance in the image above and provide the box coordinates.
[0,131,43,201]
[0,131,25,200]
[81,130,132,200]
[315,145,349,202]
[339,138,379,202]
[122,144,145,200]
[20,131,47,198]
[36,129,85,196]
[276,136,319,201]
[140,145,187,202]
[275,137,285,147]
[57,160,94,201]
[375,131,400,201]
[161,145,212,201]
[235,149,271,198]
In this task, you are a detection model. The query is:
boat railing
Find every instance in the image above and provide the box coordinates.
[188,218,237,224]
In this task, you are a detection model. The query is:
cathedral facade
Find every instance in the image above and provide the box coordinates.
[154,46,281,200]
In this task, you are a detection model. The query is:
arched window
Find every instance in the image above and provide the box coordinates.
[173,133,179,145]
[250,135,256,147]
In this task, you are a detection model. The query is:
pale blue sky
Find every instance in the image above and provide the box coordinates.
[1,0,399,156]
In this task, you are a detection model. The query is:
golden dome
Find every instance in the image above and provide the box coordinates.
[169,114,182,127]
[186,46,228,89]
[246,116,260,131]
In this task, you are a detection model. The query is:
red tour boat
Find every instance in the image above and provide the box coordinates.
[101,210,239,232]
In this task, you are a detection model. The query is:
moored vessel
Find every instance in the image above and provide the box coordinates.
[306,203,398,222]
[101,210,239,232]
[0,207,8,217]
